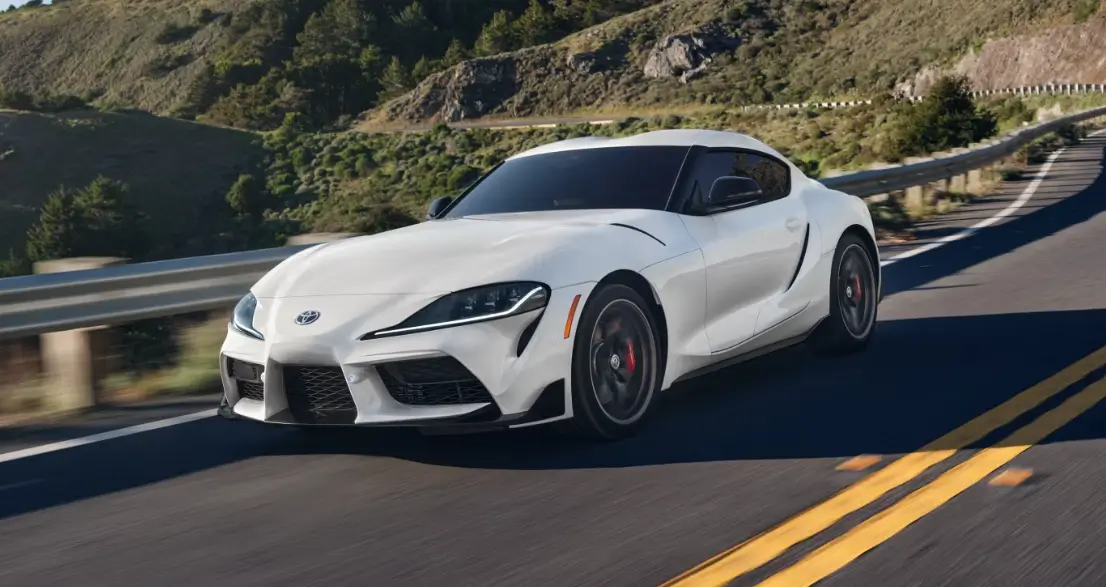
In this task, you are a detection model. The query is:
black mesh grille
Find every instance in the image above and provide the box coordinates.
[228,358,264,401]
[377,357,494,406]
[283,366,357,423]
[237,381,264,401]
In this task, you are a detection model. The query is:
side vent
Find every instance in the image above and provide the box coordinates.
[785,224,810,292]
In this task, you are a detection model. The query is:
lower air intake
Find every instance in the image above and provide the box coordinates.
[228,358,264,401]
[377,357,494,406]
[283,366,357,424]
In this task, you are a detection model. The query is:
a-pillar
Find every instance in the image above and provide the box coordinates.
[33,257,127,412]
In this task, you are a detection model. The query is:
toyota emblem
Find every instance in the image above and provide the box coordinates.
[294,310,321,325]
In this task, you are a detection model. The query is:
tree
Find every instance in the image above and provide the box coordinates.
[25,188,79,262]
[888,75,996,159]
[473,10,517,57]
[379,56,412,100]
[226,173,266,218]
[441,38,469,67]
[514,0,557,46]
[411,56,434,83]
[391,1,436,61]
[294,0,377,63]
[25,177,148,263]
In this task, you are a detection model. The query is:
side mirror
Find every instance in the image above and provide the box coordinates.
[427,196,453,220]
[707,176,763,207]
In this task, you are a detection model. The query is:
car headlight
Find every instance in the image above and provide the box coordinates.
[364,282,549,339]
[231,292,264,340]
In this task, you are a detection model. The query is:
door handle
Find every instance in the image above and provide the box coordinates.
[785,217,802,231]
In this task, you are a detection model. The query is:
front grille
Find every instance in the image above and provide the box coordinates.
[283,366,357,424]
[229,358,264,401]
[377,357,494,406]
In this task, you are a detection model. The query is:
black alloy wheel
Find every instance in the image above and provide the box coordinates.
[559,284,662,440]
[813,233,878,353]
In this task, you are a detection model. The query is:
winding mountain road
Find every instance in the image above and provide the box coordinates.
[3,135,1106,587]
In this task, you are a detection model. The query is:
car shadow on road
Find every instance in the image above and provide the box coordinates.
[270,308,1106,472]
[1,314,1105,522]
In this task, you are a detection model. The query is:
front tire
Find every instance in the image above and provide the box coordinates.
[812,233,878,354]
[557,284,663,441]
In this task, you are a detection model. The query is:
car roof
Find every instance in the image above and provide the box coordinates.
[507,129,789,163]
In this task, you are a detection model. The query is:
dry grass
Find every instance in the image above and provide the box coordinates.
[0,0,255,114]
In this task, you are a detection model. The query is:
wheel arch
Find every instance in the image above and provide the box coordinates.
[594,270,669,377]
[842,223,881,298]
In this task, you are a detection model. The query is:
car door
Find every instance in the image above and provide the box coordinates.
[676,148,809,353]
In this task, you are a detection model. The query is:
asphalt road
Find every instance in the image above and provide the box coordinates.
[3,136,1106,587]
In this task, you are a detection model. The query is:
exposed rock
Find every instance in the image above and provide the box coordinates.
[643,22,739,79]
[384,57,520,123]
[566,51,599,75]
[901,22,1106,96]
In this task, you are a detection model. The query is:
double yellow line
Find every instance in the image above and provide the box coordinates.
[663,344,1106,587]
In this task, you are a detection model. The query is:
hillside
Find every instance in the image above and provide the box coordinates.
[0,0,256,114]
[0,0,663,130]
[362,0,1104,128]
[0,109,264,258]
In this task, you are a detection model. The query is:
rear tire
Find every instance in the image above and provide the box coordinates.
[555,284,663,441]
[812,232,878,354]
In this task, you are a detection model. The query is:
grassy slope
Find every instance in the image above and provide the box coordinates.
[0,109,264,255]
[363,0,1096,128]
[0,0,253,114]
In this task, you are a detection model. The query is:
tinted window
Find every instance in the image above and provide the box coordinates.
[443,146,689,217]
[684,150,792,209]
[734,152,790,201]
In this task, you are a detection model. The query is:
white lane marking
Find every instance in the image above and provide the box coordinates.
[879,146,1069,267]
[0,408,216,464]
[0,132,1100,464]
[881,127,1106,267]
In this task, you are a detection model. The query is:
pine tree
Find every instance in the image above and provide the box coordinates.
[515,0,556,46]
[441,38,469,67]
[473,10,517,57]
[379,56,412,99]
[411,57,434,84]
[25,188,79,262]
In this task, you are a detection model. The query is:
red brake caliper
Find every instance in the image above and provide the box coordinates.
[853,275,862,301]
[626,340,637,374]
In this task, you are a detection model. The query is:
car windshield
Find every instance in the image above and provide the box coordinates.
[442,145,690,217]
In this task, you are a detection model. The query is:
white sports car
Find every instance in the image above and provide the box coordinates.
[217,129,880,439]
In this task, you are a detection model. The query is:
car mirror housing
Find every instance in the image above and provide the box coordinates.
[707,176,763,207]
[427,196,453,219]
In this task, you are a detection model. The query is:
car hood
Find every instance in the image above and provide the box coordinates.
[253,209,678,298]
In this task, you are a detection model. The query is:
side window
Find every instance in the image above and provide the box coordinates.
[685,152,734,209]
[681,149,792,212]
[732,152,790,201]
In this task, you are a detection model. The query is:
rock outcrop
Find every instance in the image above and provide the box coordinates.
[899,22,1106,96]
[380,57,521,123]
[642,23,740,84]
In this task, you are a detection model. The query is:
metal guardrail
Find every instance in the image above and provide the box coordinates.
[820,106,1106,197]
[0,246,311,340]
[1,107,1104,341]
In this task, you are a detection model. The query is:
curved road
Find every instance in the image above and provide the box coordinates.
[3,136,1106,586]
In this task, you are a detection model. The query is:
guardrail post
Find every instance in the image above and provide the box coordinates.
[968,168,985,193]
[287,232,363,246]
[905,185,925,215]
[950,173,967,193]
[33,257,128,412]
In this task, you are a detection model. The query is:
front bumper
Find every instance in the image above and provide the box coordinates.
[218,283,593,430]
